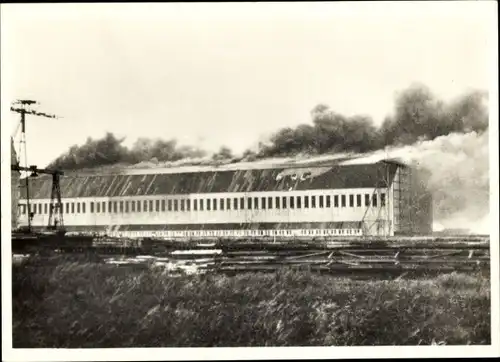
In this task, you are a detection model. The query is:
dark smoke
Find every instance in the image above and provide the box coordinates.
[212,146,234,161]
[379,84,488,147]
[48,133,129,170]
[257,107,382,158]
[49,84,488,170]
[48,133,207,170]
[256,84,488,158]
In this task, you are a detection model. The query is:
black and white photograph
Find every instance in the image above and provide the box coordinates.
[1,1,498,360]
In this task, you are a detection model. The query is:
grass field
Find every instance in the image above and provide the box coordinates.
[12,254,491,347]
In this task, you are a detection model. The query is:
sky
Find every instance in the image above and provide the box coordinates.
[1,1,496,168]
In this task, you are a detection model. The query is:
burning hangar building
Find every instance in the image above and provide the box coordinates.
[15,156,433,238]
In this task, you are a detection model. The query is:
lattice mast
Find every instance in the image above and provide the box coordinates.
[10,100,65,233]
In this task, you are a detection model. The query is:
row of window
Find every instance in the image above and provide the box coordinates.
[75,228,363,238]
[21,192,386,215]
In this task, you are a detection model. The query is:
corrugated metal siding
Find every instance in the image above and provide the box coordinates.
[22,163,397,199]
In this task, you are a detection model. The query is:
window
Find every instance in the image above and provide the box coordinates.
[125,201,129,213]
[233,198,238,210]
[194,199,198,211]
[268,196,273,209]
[275,196,280,209]
[113,202,118,213]
[365,194,370,207]
[282,196,287,209]
[311,196,316,208]
[66,203,70,214]
[240,197,245,210]
[174,199,179,211]
[168,200,172,211]
[349,195,354,207]
[334,195,339,207]
[296,196,301,208]
[326,195,331,208]
[319,195,324,208]
[119,201,123,213]
[179,199,184,211]
[289,196,294,209]
[44,203,48,214]
[220,198,224,210]
[372,194,378,207]
[207,199,211,211]
[136,200,141,212]
[21,205,26,215]
[304,195,309,208]
[261,197,266,209]
[254,197,259,209]
[149,200,153,212]
[381,193,386,207]
[357,194,362,207]
[90,202,94,213]
[226,198,231,210]
[71,203,75,213]
[341,195,346,207]
[161,200,166,212]
[144,200,148,212]
[212,198,217,211]
[247,197,252,210]
[102,202,106,213]
[156,200,160,212]
[187,199,191,211]
[97,202,101,213]
[77,202,81,213]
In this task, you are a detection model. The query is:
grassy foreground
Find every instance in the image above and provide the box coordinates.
[12,255,490,347]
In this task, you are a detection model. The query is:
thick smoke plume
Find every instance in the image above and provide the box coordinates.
[48,134,207,171]
[404,131,489,234]
[334,131,489,234]
[256,84,488,158]
[49,84,488,170]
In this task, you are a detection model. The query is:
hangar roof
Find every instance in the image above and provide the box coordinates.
[21,159,403,199]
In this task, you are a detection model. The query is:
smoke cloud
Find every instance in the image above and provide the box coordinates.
[257,83,488,158]
[49,84,488,171]
[333,131,489,234]
[48,134,208,171]
[415,132,489,234]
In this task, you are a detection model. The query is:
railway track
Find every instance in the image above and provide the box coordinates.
[12,234,490,276]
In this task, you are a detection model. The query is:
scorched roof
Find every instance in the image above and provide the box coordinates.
[21,160,402,199]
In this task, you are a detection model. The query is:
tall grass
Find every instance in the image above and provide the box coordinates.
[12,255,490,347]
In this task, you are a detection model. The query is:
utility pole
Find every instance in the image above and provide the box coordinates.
[10,100,58,233]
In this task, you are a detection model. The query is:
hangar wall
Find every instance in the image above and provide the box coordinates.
[17,160,433,237]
